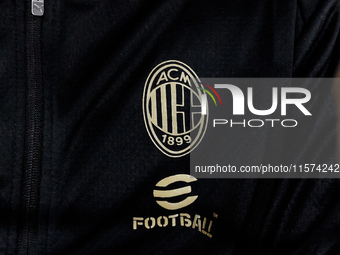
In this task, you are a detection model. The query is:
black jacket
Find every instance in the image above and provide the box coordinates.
[1,0,340,254]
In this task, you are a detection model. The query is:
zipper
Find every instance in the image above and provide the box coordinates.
[31,0,44,16]
[18,0,44,254]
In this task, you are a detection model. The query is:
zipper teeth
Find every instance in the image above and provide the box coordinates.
[18,3,44,255]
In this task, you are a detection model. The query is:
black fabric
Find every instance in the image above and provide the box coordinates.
[0,0,340,254]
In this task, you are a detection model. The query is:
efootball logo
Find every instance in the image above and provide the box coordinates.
[143,60,208,157]
[153,174,198,210]
[132,174,218,238]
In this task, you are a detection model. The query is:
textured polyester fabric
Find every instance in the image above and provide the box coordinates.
[1,0,340,254]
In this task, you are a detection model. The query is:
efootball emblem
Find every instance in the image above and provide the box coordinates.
[142,60,208,157]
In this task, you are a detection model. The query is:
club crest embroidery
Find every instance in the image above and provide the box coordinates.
[142,60,208,157]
